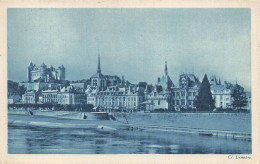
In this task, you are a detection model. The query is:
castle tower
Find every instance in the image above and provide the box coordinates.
[57,64,66,80]
[27,61,33,82]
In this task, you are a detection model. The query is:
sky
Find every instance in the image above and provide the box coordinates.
[7,8,251,91]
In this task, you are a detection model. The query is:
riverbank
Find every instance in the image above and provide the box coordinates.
[113,112,251,134]
[8,111,252,154]
[8,110,251,134]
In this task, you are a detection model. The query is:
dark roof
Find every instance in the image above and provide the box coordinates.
[210,84,226,91]
[157,75,174,89]
[91,73,105,79]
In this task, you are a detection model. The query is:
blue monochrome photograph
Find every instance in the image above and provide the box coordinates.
[7,8,251,154]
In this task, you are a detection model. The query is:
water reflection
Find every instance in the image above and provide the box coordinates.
[8,124,251,154]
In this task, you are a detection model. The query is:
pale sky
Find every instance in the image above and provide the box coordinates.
[7,8,251,91]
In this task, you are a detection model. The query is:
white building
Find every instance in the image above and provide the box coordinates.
[8,94,21,104]
[57,86,86,105]
[22,90,40,104]
[42,90,59,104]
[210,85,232,109]
[87,85,145,111]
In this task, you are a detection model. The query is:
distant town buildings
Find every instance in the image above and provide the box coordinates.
[8,56,251,111]
[86,55,144,111]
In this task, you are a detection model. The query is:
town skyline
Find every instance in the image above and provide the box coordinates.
[8,9,251,91]
[8,57,250,91]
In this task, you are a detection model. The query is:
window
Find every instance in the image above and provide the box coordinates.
[101,80,105,87]
[93,79,98,86]
[181,99,185,105]
[158,99,160,105]
[181,91,185,97]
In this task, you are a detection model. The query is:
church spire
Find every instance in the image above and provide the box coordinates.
[165,61,168,76]
[97,54,101,74]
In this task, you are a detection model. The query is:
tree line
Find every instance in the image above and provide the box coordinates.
[194,74,248,111]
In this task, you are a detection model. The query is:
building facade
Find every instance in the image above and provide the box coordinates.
[209,77,233,109]
[22,90,40,104]
[42,90,59,104]
[57,86,86,105]
[27,62,65,82]
[144,61,174,111]
[87,85,145,111]
[40,86,86,105]
[210,84,232,109]
[172,73,201,110]
[8,94,21,104]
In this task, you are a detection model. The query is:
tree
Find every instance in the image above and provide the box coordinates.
[17,85,26,96]
[231,84,247,110]
[194,74,215,111]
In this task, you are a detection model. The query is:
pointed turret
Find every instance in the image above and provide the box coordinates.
[164,61,168,76]
[144,84,149,93]
[41,62,46,66]
[218,78,221,85]
[29,61,33,67]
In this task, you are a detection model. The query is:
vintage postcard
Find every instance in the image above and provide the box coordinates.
[0,0,259,163]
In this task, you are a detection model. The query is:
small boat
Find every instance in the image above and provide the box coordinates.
[28,110,33,116]
[108,113,116,120]
[199,133,213,136]
[82,113,88,119]
[97,125,117,133]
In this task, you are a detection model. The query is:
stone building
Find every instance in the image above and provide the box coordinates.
[40,86,86,105]
[87,85,145,111]
[172,73,201,110]
[144,61,174,111]
[90,55,107,90]
[42,90,59,104]
[22,90,40,104]
[90,55,122,90]
[57,86,86,105]
[27,62,65,83]
[210,76,233,109]
[210,84,232,109]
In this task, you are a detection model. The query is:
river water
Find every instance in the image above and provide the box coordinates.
[8,113,251,154]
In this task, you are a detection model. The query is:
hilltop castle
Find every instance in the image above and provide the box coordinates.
[27,62,65,82]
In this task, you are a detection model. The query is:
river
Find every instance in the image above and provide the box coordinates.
[8,112,251,154]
